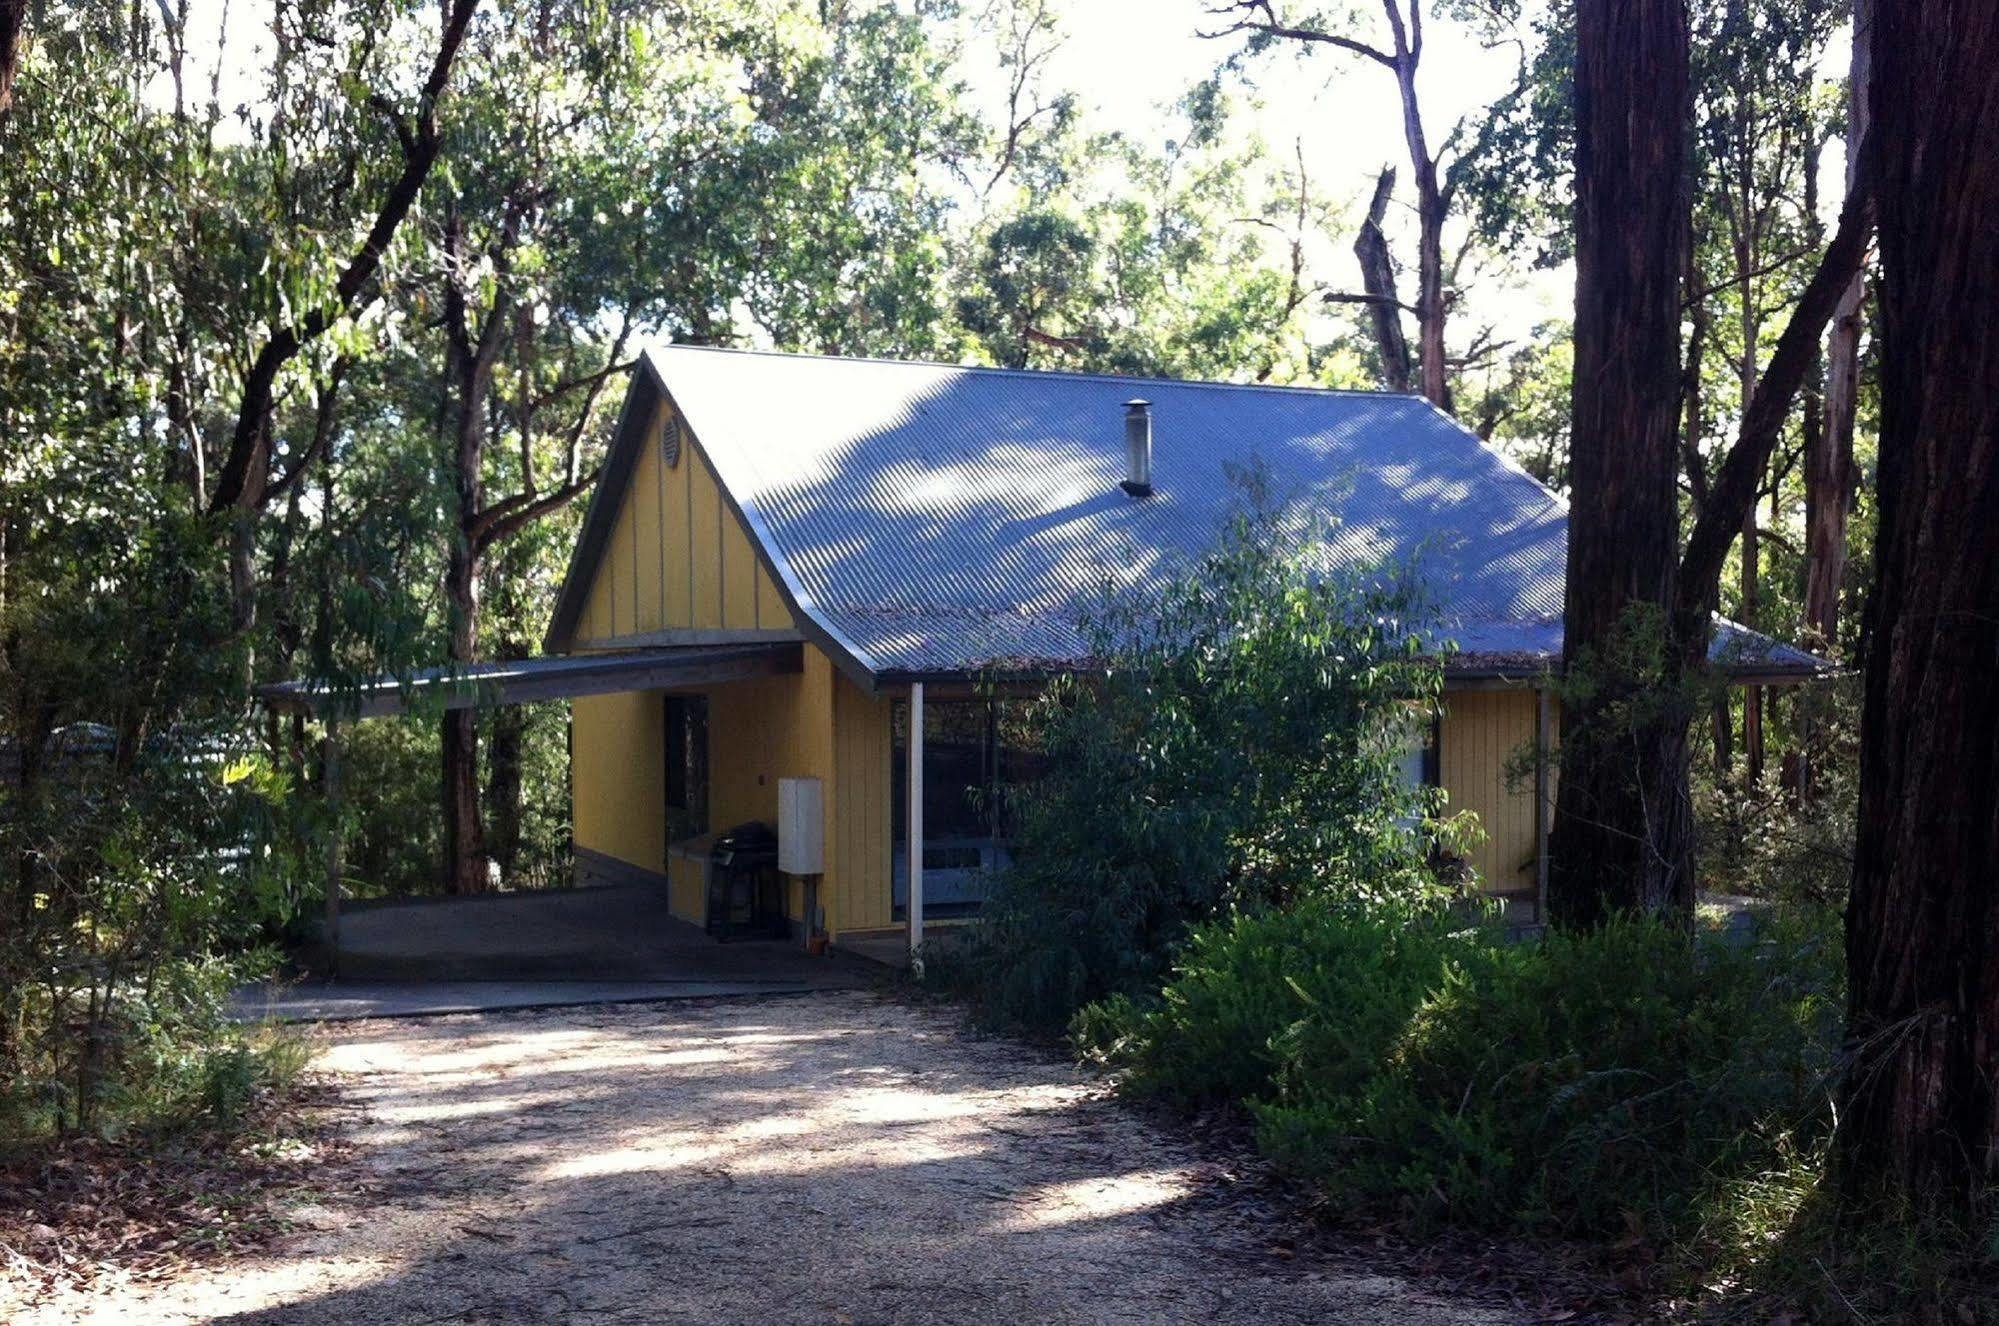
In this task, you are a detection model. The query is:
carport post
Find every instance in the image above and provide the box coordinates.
[324,717,343,976]
[907,682,925,976]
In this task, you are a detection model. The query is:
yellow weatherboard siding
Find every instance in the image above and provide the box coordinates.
[572,399,794,649]
[631,421,665,633]
[571,690,665,876]
[1439,687,1548,894]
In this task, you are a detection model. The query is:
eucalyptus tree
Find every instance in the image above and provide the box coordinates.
[1544,0,1695,924]
[0,7,309,1122]
[1683,0,1842,782]
[415,0,986,890]
[417,0,707,892]
[1209,0,1528,409]
[208,0,481,637]
[957,84,1347,383]
[717,0,981,356]
[1838,0,1999,1222]
[1521,0,1871,919]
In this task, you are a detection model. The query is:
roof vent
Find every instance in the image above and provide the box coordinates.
[1121,399,1153,497]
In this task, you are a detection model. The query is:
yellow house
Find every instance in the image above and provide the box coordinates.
[543,346,1823,959]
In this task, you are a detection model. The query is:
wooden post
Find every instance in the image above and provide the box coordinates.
[1534,687,1551,928]
[324,718,344,978]
[907,682,924,976]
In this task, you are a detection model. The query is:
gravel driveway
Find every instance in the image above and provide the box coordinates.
[19,991,1515,1325]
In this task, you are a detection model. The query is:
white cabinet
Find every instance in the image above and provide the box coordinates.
[777,777,824,875]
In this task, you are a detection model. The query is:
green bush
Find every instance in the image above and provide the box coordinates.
[951,505,1472,1031]
[1085,906,1844,1243]
[1073,898,1496,1110]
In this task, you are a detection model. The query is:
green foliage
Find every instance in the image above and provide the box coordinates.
[1086,906,1846,1246]
[953,505,1469,1030]
[1694,675,1860,910]
[1260,913,1842,1238]
[1072,897,1490,1111]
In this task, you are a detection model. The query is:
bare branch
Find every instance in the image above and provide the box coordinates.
[1202,1,1397,66]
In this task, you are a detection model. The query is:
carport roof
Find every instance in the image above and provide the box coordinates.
[255,643,801,719]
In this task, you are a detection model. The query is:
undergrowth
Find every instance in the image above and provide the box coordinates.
[1074,903,1993,1319]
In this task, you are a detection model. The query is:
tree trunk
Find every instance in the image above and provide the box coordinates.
[1545,0,1694,926]
[442,505,487,894]
[485,705,524,884]
[1807,0,1872,653]
[1734,163,1765,786]
[440,212,502,896]
[1354,166,1413,393]
[1,0,25,124]
[1836,0,1999,1217]
[1392,53,1451,411]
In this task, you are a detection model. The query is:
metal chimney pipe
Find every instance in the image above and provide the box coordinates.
[1121,399,1153,497]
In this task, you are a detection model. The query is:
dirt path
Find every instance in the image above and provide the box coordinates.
[15,991,1516,1325]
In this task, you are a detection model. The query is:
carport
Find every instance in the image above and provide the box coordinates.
[254,642,861,1000]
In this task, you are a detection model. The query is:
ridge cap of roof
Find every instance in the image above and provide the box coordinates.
[640,340,1426,404]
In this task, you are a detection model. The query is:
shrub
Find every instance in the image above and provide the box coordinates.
[952,503,1472,1031]
[1260,913,1843,1237]
[1073,898,1497,1110]
[1086,905,1845,1245]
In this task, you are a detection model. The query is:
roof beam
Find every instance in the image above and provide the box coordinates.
[257,644,802,719]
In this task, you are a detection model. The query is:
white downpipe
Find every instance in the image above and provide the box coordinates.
[907,681,925,976]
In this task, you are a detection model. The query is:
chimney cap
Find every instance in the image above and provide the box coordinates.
[1124,398,1151,412]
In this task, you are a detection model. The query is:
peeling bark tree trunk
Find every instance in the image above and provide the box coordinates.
[1354,166,1413,393]
[208,0,478,633]
[1546,0,1695,925]
[1837,0,1999,1216]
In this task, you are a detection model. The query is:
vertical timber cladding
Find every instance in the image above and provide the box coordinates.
[575,396,796,646]
[571,689,666,878]
[832,673,894,934]
[1439,687,1548,895]
[567,391,816,911]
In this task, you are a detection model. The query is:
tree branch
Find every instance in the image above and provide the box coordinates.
[474,469,600,552]
[1203,1,1396,67]
[209,0,479,515]
[531,356,638,412]
[266,357,350,503]
[1323,291,1419,314]
[1675,136,1874,638]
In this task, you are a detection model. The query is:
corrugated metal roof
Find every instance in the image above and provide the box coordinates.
[258,644,802,718]
[579,345,1822,683]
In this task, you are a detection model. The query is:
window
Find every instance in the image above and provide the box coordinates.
[889,695,1046,918]
[1396,715,1441,830]
[665,695,709,839]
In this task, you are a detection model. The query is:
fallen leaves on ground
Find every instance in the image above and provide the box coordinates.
[0,1073,357,1309]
